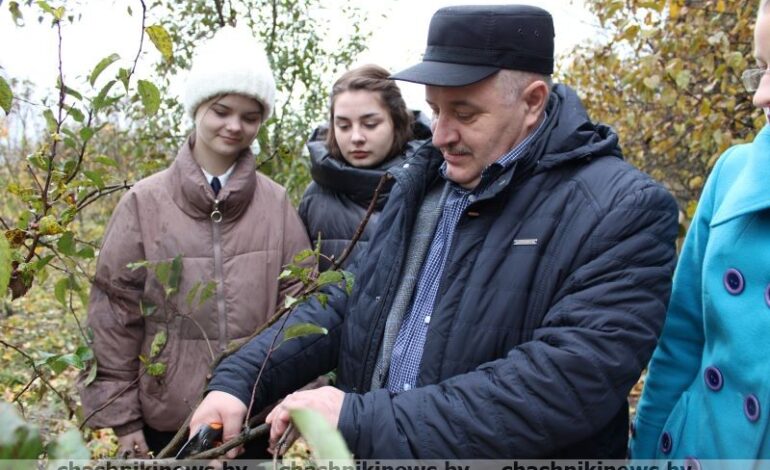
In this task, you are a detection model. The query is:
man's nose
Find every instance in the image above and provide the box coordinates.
[431,114,458,148]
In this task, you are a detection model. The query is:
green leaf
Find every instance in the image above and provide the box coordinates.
[32,254,54,271]
[83,362,98,387]
[93,79,117,111]
[281,322,327,344]
[185,281,201,307]
[126,259,150,271]
[342,270,355,295]
[64,104,84,123]
[54,277,68,306]
[316,293,328,308]
[117,68,130,92]
[289,408,353,463]
[145,25,173,62]
[140,299,157,317]
[94,154,118,167]
[63,85,82,100]
[56,231,76,256]
[317,270,343,287]
[0,76,13,115]
[76,246,95,259]
[0,402,44,459]
[83,170,105,189]
[167,255,183,294]
[27,153,47,170]
[293,249,315,264]
[89,53,120,86]
[197,281,216,306]
[0,233,10,297]
[36,1,54,15]
[43,108,57,132]
[149,330,167,358]
[79,126,95,143]
[47,428,89,460]
[137,79,160,116]
[56,352,84,370]
[75,345,93,362]
[146,362,166,377]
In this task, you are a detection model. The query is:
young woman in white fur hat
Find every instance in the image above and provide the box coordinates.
[78,26,311,457]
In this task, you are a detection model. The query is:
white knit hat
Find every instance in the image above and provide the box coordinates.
[183,26,276,121]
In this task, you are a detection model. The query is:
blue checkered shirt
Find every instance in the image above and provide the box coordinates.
[385,115,547,393]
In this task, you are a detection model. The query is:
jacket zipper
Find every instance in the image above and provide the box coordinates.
[211,200,227,351]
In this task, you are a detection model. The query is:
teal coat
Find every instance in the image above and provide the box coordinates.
[631,125,770,459]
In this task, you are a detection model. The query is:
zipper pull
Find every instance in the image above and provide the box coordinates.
[210,199,223,223]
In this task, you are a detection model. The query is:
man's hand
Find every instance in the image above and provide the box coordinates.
[116,429,150,459]
[265,386,345,454]
[189,391,247,459]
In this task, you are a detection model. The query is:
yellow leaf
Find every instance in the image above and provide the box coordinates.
[669,0,680,19]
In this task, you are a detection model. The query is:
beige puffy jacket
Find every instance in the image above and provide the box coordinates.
[78,139,311,435]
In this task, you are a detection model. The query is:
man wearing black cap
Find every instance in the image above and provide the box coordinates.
[191,5,679,458]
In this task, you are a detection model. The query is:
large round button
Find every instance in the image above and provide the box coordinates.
[745,394,761,422]
[723,268,745,295]
[660,431,673,454]
[685,457,701,470]
[765,284,770,308]
[704,366,723,391]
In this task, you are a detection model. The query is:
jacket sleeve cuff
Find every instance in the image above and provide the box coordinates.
[338,393,359,453]
[112,419,144,437]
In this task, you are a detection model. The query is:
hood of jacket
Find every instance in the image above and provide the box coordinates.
[306,111,432,209]
[168,136,258,223]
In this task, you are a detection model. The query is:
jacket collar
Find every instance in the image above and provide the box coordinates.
[307,141,405,209]
[712,125,770,226]
[168,135,257,223]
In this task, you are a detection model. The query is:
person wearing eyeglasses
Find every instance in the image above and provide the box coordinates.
[630,0,770,460]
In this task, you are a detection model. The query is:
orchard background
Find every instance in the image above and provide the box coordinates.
[0,0,763,459]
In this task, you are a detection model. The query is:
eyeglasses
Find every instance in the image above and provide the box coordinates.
[741,68,770,92]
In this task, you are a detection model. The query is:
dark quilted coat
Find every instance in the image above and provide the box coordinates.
[298,112,433,270]
[209,84,679,458]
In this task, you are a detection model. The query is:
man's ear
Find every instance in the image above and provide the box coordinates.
[522,80,549,125]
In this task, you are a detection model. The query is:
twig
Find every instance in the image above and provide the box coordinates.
[12,374,37,414]
[157,172,392,460]
[332,173,391,269]
[0,215,10,230]
[41,19,66,213]
[0,340,76,418]
[68,291,89,344]
[193,422,268,459]
[64,111,94,184]
[79,371,145,429]
[213,0,226,27]
[245,304,296,425]
[128,0,148,79]
[179,315,216,361]
[76,182,133,212]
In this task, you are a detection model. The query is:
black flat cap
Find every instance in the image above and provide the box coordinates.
[391,4,555,86]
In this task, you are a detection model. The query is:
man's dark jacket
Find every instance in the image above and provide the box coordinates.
[209,84,679,458]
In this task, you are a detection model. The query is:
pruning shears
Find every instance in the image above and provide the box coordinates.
[175,423,224,459]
